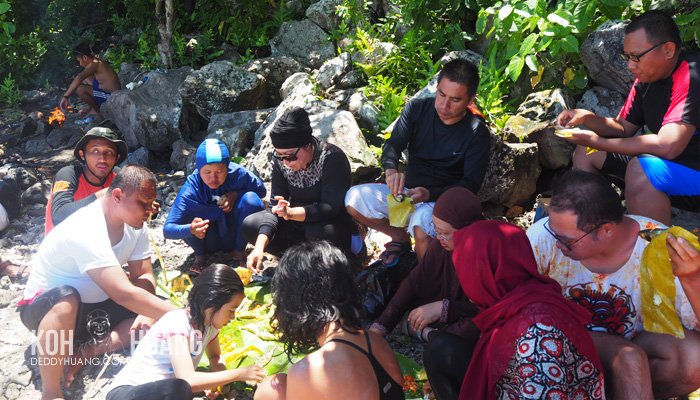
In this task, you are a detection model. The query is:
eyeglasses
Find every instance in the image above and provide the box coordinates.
[272,147,301,161]
[543,220,606,251]
[620,41,668,63]
[436,232,453,241]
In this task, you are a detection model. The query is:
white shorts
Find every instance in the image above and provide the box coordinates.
[345,183,436,238]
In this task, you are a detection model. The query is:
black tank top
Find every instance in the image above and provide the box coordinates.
[328,329,405,400]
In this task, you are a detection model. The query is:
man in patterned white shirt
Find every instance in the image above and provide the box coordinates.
[527,170,700,399]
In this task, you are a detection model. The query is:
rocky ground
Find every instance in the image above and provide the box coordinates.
[0,96,698,400]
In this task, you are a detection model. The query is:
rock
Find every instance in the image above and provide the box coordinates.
[101,67,200,152]
[279,72,315,101]
[21,181,49,206]
[0,289,15,307]
[317,53,353,91]
[19,118,37,138]
[23,135,50,154]
[4,382,20,399]
[215,42,242,63]
[10,370,31,387]
[575,86,626,118]
[358,103,379,132]
[5,166,38,190]
[117,63,146,88]
[179,61,268,120]
[207,109,275,157]
[478,134,541,207]
[122,147,151,169]
[46,125,83,148]
[247,109,379,182]
[580,20,634,95]
[305,0,345,32]
[169,140,196,172]
[348,91,368,114]
[270,20,337,69]
[503,89,576,170]
[243,56,307,107]
[28,111,44,120]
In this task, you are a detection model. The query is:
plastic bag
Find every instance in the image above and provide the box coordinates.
[640,226,699,338]
[387,194,414,228]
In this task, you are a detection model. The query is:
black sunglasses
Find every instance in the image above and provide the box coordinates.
[543,220,606,251]
[620,41,668,63]
[272,147,301,161]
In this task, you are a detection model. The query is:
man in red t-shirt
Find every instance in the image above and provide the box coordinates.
[45,127,128,234]
[556,11,699,225]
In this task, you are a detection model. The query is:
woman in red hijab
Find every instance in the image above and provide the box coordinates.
[452,220,604,400]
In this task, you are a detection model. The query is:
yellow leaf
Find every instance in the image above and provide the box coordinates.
[563,68,574,86]
[530,65,543,88]
[640,226,699,338]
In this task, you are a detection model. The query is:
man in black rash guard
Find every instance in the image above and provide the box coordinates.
[556,10,700,225]
[45,127,127,234]
[345,58,490,263]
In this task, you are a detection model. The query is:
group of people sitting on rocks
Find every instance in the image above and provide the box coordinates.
[7,9,700,400]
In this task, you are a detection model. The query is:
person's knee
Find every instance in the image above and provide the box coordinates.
[254,374,287,400]
[170,378,193,396]
[624,158,652,192]
[609,342,649,377]
[239,191,264,210]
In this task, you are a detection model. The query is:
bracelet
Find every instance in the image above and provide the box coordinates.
[62,95,69,98]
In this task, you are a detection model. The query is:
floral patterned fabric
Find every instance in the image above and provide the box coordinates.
[496,323,604,400]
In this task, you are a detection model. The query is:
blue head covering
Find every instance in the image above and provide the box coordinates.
[196,139,230,171]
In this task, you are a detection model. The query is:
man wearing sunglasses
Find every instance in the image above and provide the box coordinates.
[555,10,699,226]
[527,170,700,399]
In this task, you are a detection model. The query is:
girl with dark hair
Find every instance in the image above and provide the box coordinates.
[254,241,405,400]
[107,264,265,400]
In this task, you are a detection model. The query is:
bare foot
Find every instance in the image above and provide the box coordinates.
[61,361,81,388]
[77,105,90,115]
[190,255,207,273]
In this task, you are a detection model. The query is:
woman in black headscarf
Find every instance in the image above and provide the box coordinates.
[242,107,355,272]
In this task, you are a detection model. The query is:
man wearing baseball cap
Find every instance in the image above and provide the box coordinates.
[45,127,128,234]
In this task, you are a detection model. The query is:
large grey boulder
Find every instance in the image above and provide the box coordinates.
[101,67,197,152]
[306,0,345,32]
[117,63,145,88]
[580,20,634,95]
[121,146,151,169]
[478,135,541,207]
[46,125,83,149]
[243,56,307,107]
[207,108,275,157]
[179,61,267,120]
[247,109,379,182]
[20,181,49,206]
[503,89,576,170]
[575,86,626,118]
[270,20,337,69]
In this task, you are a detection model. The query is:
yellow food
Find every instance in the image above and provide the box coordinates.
[640,226,699,338]
[235,267,252,285]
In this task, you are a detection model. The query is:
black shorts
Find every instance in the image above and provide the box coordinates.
[18,285,137,344]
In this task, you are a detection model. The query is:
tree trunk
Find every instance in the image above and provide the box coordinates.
[156,0,174,67]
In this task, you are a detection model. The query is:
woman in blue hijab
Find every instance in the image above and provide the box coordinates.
[164,139,266,272]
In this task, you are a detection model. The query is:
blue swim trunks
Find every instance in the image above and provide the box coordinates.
[92,78,110,106]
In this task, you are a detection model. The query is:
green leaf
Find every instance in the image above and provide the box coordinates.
[476,12,487,35]
[0,3,9,14]
[560,34,579,53]
[519,32,538,56]
[573,0,597,32]
[547,10,572,28]
[537,35,553,51]
[525,54,538,71]
[395,352,422,378]
[599,0,630,6]
[508,55,525,82]
[498,4,514,21]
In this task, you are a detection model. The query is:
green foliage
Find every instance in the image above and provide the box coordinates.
[362,75,407,131]
[674,5,700,50]
[476,0,628,92]
[0,73,23,107]
[475,60,514,131]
